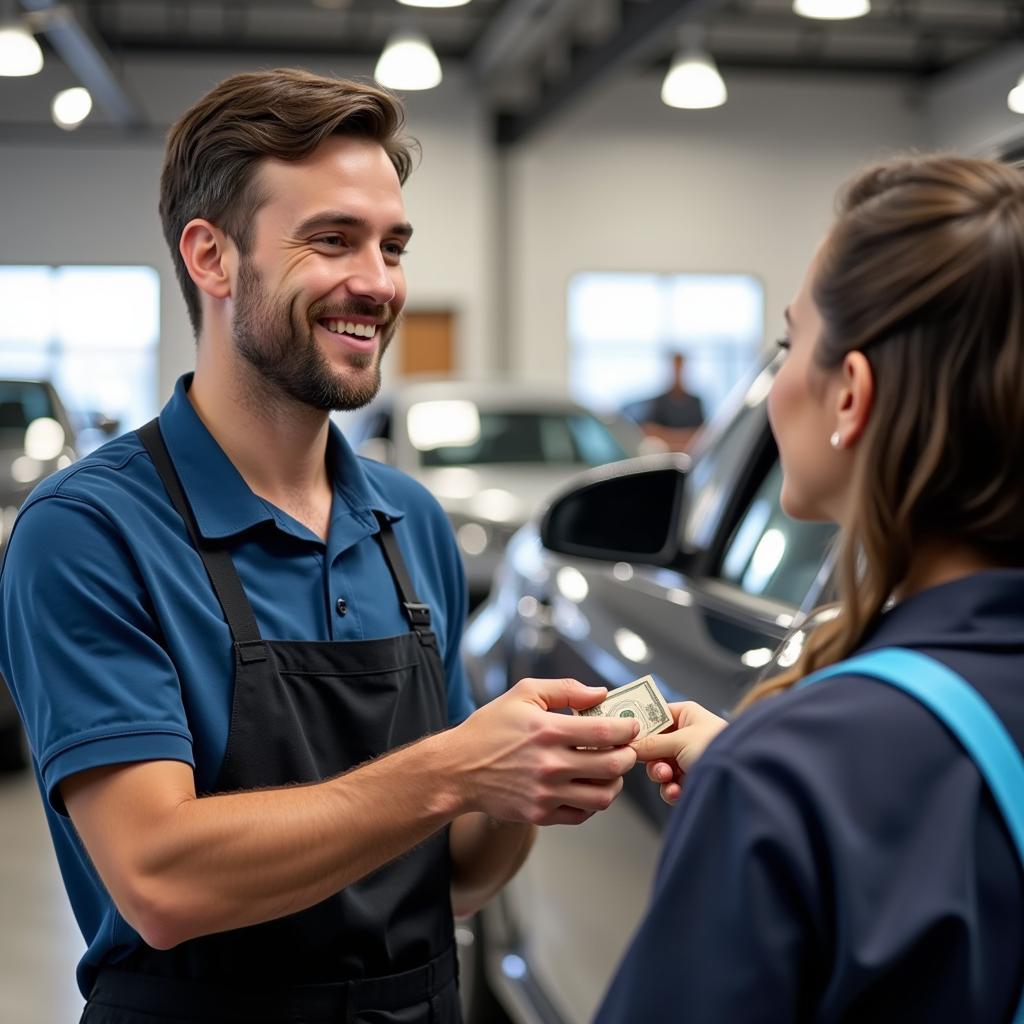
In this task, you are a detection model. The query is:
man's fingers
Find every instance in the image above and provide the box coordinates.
[555,778,624,813]
[563,746,637,780]
[537,806,594,827]
[560,713,639,749]
[517,676,608,712]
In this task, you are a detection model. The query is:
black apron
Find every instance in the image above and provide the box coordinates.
[81,420,461,1024]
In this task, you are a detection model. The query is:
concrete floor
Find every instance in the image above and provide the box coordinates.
[0,770,86,1023]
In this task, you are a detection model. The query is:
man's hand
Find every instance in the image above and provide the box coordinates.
[449,677,639,827]
[632,701,728,805]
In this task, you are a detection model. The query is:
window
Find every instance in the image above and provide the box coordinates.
[568,272,764,423]
[417,410,628,468]
[681,396,767,552]
[718,461,836,608]
[0,265,160,452]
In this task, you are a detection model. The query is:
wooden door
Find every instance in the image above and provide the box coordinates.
[397,310,456,377]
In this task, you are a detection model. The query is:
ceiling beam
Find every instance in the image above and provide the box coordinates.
[470,0,574,81]
[495,0,713,147]
[19,0,145,127]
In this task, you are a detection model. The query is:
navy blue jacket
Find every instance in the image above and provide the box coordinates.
[597,569,1024,1023]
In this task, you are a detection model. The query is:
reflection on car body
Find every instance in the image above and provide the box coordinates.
[342,382,645,605]
[458,358,838,1024]
[0,379,80,773]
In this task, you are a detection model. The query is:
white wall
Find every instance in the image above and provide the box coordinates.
[505,71,929,386]
[0,55,497,404]
[5,45,1024,404]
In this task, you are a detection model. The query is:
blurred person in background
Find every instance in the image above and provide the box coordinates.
[624,351,705,452]
[600,155,1024,1023]
[0,68,638,1024]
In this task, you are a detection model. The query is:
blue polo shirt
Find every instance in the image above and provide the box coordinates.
[0,373,474,995]
[598,569,1024,1024]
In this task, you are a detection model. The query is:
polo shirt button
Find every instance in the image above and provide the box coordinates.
[335,597,348,617]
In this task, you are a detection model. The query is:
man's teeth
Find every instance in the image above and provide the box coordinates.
[323,319,378,339]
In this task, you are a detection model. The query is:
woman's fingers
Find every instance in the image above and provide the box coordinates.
[646,759,676,783]
[633,732,688,764]
[659,781,683,806]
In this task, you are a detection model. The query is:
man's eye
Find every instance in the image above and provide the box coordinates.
[317,234,347,248]
[383,243,409,258]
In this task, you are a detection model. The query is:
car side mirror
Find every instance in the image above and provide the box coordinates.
[357,437,396,465]
[539,453,690,565]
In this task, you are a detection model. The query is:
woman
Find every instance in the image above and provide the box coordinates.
[596,155,1024,1023]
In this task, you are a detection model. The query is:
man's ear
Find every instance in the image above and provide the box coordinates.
[178,219,236,302]
[834,350,874,447]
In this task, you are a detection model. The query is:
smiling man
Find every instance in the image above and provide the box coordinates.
[0,69,639,1023]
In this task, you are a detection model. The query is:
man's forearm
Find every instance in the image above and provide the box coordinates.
[64,731,465,950]
[449,813,536,919]
[64,676,639,951]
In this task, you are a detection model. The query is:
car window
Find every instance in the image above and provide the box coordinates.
[419,411,628,467]
[681,398,766,551]
[717,460,836,607]
[0,380,56,432]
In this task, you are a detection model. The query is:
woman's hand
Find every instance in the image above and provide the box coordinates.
[632,702,728,805]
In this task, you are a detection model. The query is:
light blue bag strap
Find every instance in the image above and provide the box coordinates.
[799,647,1024,1024]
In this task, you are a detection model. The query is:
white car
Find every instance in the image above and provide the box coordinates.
[342,381,645,603]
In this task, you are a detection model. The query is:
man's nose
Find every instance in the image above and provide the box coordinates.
[346,246,397,306]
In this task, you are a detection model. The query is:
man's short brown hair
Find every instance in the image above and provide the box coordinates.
[159,68,414,335]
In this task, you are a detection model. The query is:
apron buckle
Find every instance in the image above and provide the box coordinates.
[402,602,432,629]
[235,639,268,664]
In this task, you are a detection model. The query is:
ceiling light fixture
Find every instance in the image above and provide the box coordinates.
[374,30,443,90]
[661,46,727,110]
[52,85,93,129]
[396,0,472,8]
[1009,73,1024,114]
[793,0,871,19]
[0,18,43,76]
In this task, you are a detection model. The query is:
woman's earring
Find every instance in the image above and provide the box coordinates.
[830,431,842,449]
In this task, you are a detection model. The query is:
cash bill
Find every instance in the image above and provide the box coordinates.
[573,675,673,740]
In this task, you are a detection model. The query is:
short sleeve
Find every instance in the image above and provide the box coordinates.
[0,495,194,814]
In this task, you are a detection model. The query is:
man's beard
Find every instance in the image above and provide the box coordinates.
[231,258,393,412]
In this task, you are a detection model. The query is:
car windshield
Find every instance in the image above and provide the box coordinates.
[413,408,628,467]
[0,381,56,433]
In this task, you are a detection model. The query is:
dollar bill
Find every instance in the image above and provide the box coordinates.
[573,675,673,740]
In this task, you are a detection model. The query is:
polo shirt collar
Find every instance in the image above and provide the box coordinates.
[863,568,1024,652]
[158,373,403,541]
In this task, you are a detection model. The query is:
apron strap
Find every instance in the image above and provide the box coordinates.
[137,419,265,653]
[798,646,1024,1024]
[372,510,433,638]
[138,420,434,650]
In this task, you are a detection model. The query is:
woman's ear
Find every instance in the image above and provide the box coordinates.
[834,350,874,447]
[178,219,236,303]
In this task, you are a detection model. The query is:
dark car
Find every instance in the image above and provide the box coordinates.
[0,378,79,772]
[457,357,839,1024]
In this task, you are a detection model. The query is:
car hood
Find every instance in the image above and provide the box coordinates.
[416,464,586,527]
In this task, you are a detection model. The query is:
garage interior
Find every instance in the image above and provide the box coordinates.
[1,0,1023,1021]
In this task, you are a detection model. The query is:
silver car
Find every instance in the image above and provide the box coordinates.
[344,381,645,604]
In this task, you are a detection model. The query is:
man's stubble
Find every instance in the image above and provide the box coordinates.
[231,257,395,413]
